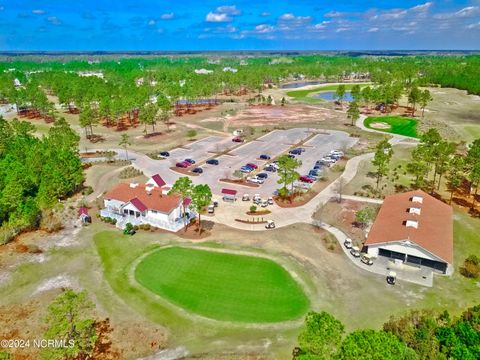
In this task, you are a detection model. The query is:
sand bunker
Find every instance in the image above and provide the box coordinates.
[370,122,391,129]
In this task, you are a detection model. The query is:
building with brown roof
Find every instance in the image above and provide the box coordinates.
[365,190,453,274]
[100,181,194,232]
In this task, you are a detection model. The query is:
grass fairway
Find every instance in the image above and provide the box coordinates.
[364,115,419,138]
[134,247,309,323]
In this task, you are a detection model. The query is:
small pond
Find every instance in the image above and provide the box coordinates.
[312,91,354,101]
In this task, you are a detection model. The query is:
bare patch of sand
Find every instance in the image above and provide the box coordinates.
[369,122,391,130]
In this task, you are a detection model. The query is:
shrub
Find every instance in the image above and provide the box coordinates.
[460,255,480,278]
[119,166,143,179]
[250,205,257,213]
[82,186,94,195]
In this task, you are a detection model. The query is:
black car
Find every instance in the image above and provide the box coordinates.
[184,158,195,164]
[264,165,276,172]
[289,149,302,155]
[257,172,268,179]
[259,154,271,160]
[192,167,203,174]
[159,151,170,157]
[206,159,219,165]
[287,154,296,159]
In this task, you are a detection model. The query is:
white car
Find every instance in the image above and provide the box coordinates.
[330,150,344,156]
[242,194,250,201]
[267,197,274,205]
[261,199,268,207]
[322,157,336,164]
[269,162,279,170]
[344,238,353,249]
[247,176,264,184]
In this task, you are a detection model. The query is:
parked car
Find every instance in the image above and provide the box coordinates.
[259,154,271,160]
[265,220,275,229]
[176,161,190,168]
[242,194,250,201]
[315,160,327,166]
[330,150,344,156]
[321,157,336,164]
[267,197,274,205]
[232,137,244,142]
[309,170,319,177]
[270,162,280,169]
[350,246,361,257]
[159,151,170,157]
[297,147,306,152]
[306,175,317,181]
[207,205,215,214]
[289,149,302,155]
[213,201,219,207]
[287,154,296,159]
[344,238,353,249]
[313,165,323,171]
[206,159,219,165]
[264,165,276,172]
[261,199,268,207]
[361,253,374,265]
[299,175,314,183]
[184,158,195,164]
[247,176,264,184]
[246,163,258,169]
[256,172,268,179]
[240,166,254,173]
[192,167,203,174]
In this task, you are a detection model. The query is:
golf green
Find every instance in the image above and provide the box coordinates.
[134,247,310,323]
[364,115,418,138]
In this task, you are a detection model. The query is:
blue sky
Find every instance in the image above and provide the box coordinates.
[0,0,479,50]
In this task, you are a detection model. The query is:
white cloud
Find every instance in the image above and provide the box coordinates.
[32,9,45,15]
[411,2,432,12]
[148,19,156,26]
[434,6,479,19]
[205,5,241,23]
[467,22,480,29]
[254,24,274,33]
[313,22,329,30]
[261,12,271,17]
[160,12,174,20]
[325,11,345,18]
[206,12,231,22]
[0,6,4,11]
[47,16,62,25]
[368,27,379,32]
[216,5,241,15]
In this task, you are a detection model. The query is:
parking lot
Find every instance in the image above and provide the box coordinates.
[131,128,358,198]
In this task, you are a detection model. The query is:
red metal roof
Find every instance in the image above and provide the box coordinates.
[78,207,89,216]
[151,174,166,187]
[130,198,148,212]
[221,188,237,195]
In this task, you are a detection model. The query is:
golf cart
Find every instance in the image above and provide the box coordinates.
[361,253,374,265]
[207,205,215,214]
[350,246,361,257]
[242,194,250,201]
[265,220,276,229]
[386,271,397,285]
[344,238,353,249]
[123,223,136,236]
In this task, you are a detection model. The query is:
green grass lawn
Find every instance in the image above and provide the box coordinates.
[364,116,419,138]
[134,247,309,323]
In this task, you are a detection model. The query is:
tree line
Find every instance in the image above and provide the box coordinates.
[0,117,84,244]
[294,304,480,360]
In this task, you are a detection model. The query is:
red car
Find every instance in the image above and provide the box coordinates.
[299,176,314,183]
[232,137,244,143]
[176,161,190,168]
[246,163,258,169]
